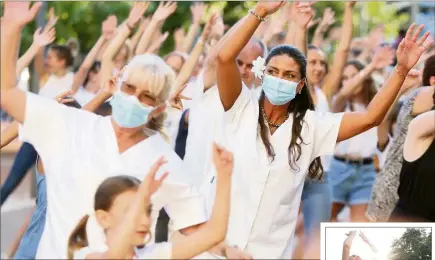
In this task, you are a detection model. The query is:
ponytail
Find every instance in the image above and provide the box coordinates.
[67,215,90,260]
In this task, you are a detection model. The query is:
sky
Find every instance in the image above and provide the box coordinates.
[324,227,408,260]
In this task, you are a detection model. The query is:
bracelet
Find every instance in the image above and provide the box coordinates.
[249,9,266,22]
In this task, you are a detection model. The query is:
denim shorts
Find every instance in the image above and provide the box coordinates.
[329,158,376,205]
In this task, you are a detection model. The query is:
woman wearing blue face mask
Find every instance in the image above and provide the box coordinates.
[198,1,433,258]
[1,2,209,257]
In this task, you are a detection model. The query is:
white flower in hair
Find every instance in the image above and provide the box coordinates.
[251,56,266,79]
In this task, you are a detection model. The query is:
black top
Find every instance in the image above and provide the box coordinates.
[396,138,435,221]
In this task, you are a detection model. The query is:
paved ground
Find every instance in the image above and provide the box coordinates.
[1,149,35,255]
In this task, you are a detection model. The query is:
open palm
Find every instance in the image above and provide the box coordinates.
[255,1,286,17]
[142,156,169,198]
[397,24,433,71]
[127,2,150,27]
[3,2,42,27]
[372,46,395,69]
[33,26,56,47]
[290,2,316,29]
[153,2,177,22]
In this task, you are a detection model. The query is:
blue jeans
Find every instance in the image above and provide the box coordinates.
[1,142,37,205]
[301,175,332,238]
[329,159,376,205]
[14,168,46,259]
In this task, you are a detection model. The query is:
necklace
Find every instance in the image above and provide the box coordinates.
[260,105,289,128]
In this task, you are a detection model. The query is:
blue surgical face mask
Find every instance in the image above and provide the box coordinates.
[261,74,300,106]
[110,91,154,128]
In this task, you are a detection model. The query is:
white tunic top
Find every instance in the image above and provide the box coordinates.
[74,242,172,259]
[335,102,378,158]
[19,93,207,259]
[38,72,74,99]
[73,87,97,106]
[201,86,343,258]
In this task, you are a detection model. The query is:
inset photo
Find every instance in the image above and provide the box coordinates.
[321,223,433,260]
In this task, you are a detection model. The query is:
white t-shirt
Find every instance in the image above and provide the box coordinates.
[201,86,343,258]
[335,102,378,158]
[74,242,172,259]
[74,87,97,106]
[38,72,74,99]
[19,93,207,259]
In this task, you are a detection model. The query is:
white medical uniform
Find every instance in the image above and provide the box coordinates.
[201,86,343,258]
[19,93,207,259]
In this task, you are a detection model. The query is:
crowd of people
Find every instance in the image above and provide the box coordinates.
[1,1,434,259]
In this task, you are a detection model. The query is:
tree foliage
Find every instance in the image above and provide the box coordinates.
[0,1,409,56]
[389,228,432,260]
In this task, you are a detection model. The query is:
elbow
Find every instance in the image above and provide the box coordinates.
[216,48,233,65]
[366,113,383,128]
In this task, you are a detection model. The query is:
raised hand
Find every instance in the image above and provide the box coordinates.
[168,84,192,111]
[289,2,316,29]
[102,15,118,40]
[211,15,225,39]
[345,230,357,238]
[2,1,42,27]
[153,2,177,22]
[127,2,150,28]
[371,45,395,69]
[147,31,169,53]
[397,24,433,71]
[320,7,335,28]
[190,2,207,24]
[33,26,56,47]
[307,10,321,30]
[141,156,169,198]
[255,1,286,17]
[212,143,234,177]
[200,13,218,41]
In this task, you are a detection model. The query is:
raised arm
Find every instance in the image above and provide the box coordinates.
[180,3,206,53]
[289,2,316,56]
[407,110,435,141]
[311,8,336,47]
[135,2,176,55]
[321,2,355,103]
[332,46,395,112]
[70,36,107,93]
[173,14,217,92]
[342,231,357,260]
[129,17,149,53]
[337,24,433,142]
[171,143,232,259]
[359,231,378,254]
[100,3,149,87]
[217,2,285,110]
[1,2,41,124]
[16,20,56,76]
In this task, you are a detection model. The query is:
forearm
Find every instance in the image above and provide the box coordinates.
[16,43,41,77]
[102,24,131,63]
[311,24,327,47]
[284,22,295,45]
[293,26,308,56]
[218,8,263,63]
[82,91,112,113]
[337,6,353,52]
[130,22,147,52]
[0,122,19,149]
[1,24,23,92]
[71,37,107,93]
[136,18,159,55]
[366,66,408,125]
[174,40,206,91]
[181,22,201,53]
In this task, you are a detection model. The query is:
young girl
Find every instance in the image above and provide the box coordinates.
[69,143,233,259]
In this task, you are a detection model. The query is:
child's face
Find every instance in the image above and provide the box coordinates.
[97,190,152,247]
